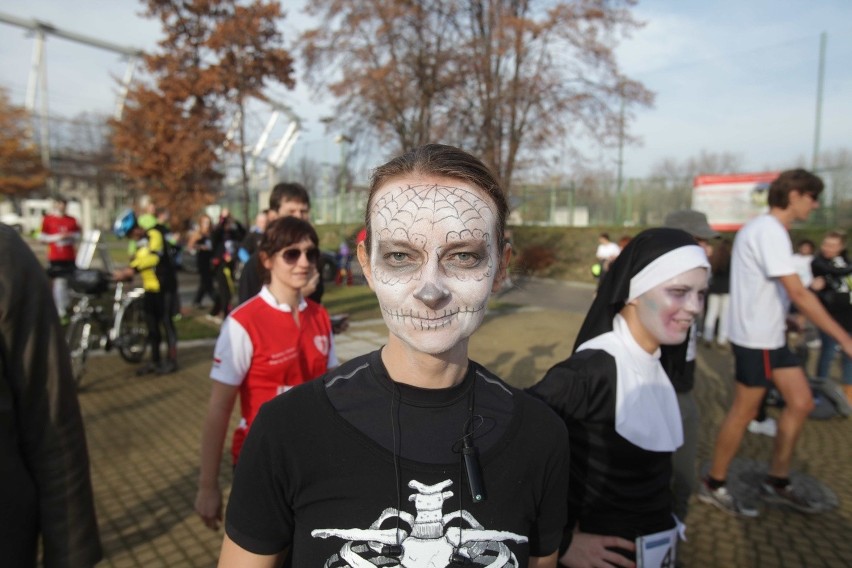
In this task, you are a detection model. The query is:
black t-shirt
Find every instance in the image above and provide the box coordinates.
[529,349,675,541]
[225,350,569,566]
[326,350,512,463]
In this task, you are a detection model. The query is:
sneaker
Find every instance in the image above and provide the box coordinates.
[697,479,759,517]
[747,417,777,437]
[760,481,820,513]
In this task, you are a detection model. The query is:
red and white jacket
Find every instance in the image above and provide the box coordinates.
[211,287,337,463]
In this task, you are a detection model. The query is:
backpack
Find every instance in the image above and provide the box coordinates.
[152,224,180,269]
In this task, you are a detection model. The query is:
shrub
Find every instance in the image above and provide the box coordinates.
[516,244,557,275]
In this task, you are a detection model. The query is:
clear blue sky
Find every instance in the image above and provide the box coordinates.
[1,0,850,179]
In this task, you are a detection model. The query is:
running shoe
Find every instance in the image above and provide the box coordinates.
[760,481,820,514]
[697,478,759,517]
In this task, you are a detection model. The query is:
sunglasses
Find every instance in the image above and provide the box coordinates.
[280,247,319,264]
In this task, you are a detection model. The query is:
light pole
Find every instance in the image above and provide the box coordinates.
[811,31,827,171]
[334,134,353,223]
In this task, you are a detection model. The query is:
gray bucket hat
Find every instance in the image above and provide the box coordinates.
[663,209,720,240]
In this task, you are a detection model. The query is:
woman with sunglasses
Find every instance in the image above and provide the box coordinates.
[195,216,337,531]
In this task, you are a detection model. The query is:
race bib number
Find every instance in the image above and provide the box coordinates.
[636,526,677,568]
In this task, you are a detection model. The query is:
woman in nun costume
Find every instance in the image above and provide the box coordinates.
[530,228,710,568]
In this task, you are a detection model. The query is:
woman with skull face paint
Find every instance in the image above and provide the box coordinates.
[219,145,569,568]
[530,228,709,568]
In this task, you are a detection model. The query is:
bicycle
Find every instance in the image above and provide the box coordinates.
[63,223,157,387]
[65,269,148,386]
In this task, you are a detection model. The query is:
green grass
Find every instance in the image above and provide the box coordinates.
[175,313,221,340]
[321,284,382,322]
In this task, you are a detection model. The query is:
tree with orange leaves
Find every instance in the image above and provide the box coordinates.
[0,88,48,197]
[111,0,296,228]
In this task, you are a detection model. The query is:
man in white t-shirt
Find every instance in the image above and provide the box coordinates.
[698,168,852,517]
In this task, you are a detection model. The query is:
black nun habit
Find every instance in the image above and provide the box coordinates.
[529,227,709,559]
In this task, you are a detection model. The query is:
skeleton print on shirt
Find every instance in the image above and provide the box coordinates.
[312,479,527,567]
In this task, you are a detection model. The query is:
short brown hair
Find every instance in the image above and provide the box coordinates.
[365,144,508,253]
[768,168,824,209]
[269,182,310,211]
[257,217,319,284]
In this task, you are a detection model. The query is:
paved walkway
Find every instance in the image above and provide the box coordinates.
[77,311,852,567]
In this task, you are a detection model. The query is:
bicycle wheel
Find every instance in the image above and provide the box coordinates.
[66,318,91,386]
[116,298,148,363]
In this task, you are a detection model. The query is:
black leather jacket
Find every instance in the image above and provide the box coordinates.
[0,223,102,567]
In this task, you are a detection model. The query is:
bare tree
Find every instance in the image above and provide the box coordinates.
[644,150,745,214]
[301,0,652,195]
[205,1,295,222]
[291,155,322,196]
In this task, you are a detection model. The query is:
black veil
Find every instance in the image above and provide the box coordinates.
[573,228,701,378]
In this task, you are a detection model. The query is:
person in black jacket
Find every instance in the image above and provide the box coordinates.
[0,222,102,567]
[210,208,246,318]
[189,213,216,308]
[811,230,852,402]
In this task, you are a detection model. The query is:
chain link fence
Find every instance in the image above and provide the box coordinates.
[506,166,852,229]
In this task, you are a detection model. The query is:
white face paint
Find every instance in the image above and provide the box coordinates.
[632,267,709,348]
[364,179,499,355]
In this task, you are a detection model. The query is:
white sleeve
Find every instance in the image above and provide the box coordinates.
[327,331,339,369]
[210,317,253,386]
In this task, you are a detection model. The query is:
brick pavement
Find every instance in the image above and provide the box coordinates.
[76,312,852,567]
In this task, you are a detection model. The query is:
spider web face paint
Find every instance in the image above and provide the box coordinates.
[368,182,498,355]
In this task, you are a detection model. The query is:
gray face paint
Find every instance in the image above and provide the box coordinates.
[413,281,451,309]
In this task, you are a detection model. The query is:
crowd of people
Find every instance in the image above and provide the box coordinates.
[5,146,852,567]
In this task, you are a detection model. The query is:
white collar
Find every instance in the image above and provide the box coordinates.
[577,314,683,452]
[259,286,307,313]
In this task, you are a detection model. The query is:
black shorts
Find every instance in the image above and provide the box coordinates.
[731,343,801,388]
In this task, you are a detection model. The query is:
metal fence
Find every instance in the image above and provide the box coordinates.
[503,168,851,229]
[262,166,852,229]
